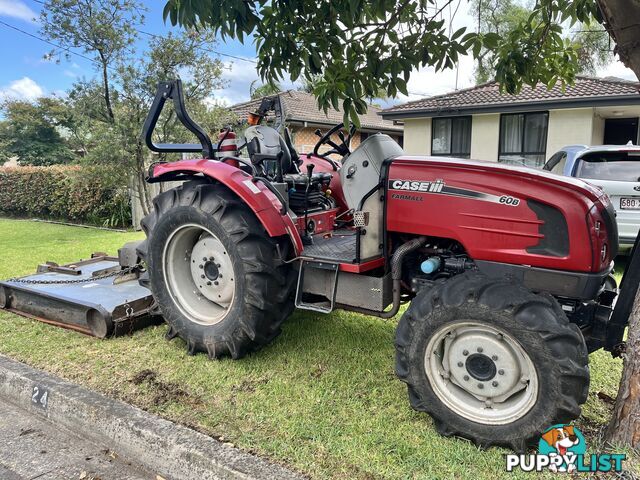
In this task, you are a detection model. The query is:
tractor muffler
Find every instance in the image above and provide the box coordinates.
[0,242,159,338]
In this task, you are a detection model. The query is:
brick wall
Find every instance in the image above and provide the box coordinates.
[291,126,362,155]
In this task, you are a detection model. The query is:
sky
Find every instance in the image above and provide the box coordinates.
[0,0,637,109]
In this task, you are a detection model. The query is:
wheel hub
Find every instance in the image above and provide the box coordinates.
[465,354,497,381]
[444,328,524,399]
[203,261,219,281]
[163,224,236,326]
[425,322,538,425]
[189,236,234,306]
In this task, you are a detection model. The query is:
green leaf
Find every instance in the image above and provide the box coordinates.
[451,27,466,40]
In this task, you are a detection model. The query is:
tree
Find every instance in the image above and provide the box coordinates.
[63,29,234,214]
[38,0,234,215]
[0,98,75,166]
[250,80,282,99]
[40,0,144,122]
[165,0,640,450]
[111,30,234,213]
[470,0,611,83]
[163,0,600,125]
[606,288,640,449]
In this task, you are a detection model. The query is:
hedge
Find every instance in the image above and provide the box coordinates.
[0,165,132,228]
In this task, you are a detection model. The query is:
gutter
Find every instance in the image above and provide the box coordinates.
[287,118,403,134]
[380,94,640,120]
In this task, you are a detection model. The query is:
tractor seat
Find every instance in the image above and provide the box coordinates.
[245,125,294,173]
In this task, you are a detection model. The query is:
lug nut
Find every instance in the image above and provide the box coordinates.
[477,347,483,353]
[457,362,464,368]
[463,350,469,356]
[209,257,214,261]
[214,281,219,286]
[203,257,207,262]
[207,281,212,286]
[199,264,203,269]
[201,274,205,279]
[492,381,499,387]
[498,369,505,375]
[477,383,484,389]
[463,375,469,381]
[217,263,221,268]
[492,355,498,361]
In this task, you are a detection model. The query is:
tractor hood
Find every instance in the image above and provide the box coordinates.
[385,155,616,273]
[393,155,605,202]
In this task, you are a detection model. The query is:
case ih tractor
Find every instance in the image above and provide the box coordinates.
[135,80,637,452]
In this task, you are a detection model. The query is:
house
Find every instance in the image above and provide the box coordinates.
[380,76,640,167]
[230,90,403,154]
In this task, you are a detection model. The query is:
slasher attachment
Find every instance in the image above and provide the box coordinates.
[0,244,157,338]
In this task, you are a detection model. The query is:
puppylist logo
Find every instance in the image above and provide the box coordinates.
[505,424,625,473]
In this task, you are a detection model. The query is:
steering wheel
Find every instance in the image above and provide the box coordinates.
[313,122,356,160]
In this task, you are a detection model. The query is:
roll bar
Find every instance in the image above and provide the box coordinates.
[141,79,214,159]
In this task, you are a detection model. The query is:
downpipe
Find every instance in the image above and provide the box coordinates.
[344,236,427,319]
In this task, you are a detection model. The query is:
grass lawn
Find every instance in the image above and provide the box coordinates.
[0,218,637,479]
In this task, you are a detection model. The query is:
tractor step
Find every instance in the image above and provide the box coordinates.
[295,259,339,313]
[0,245,159,338]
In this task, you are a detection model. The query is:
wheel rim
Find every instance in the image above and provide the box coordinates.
[424,321,538,425]
[162,224,236,326]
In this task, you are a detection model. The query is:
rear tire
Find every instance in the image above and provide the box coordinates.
[138,180,295,359]
[395,272,589,452]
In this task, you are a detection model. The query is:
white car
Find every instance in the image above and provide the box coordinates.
[544,144,640,251]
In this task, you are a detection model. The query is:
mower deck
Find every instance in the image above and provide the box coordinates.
[0,255,157,338]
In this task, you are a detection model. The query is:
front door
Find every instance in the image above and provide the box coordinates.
[604,117,639,145]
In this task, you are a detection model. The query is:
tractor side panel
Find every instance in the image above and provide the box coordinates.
[150,159,304,254]
[386,157,597,272]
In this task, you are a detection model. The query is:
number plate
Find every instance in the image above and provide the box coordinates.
[620,197,640,210]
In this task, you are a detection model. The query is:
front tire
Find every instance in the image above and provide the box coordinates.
[138,180,295,359]
[395,272,589,451]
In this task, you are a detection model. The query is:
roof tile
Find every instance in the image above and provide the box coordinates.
[382,76,640,115]
[231,90,402,132]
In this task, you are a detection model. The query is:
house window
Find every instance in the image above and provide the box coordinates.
[431,117,472,158]
[499,112,549,167]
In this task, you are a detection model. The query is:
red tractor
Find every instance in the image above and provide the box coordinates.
[139,80,638,452]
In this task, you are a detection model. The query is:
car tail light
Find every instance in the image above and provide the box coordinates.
[587,204,611,272]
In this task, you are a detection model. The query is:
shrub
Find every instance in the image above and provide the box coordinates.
[0,165,131,228]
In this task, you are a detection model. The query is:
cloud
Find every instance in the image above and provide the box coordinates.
[0,77,44,102]
[0,0,37,23]
[210,59,261,106]
[597,60,637,81]
[384,6,477,107]
[210,58,297,106]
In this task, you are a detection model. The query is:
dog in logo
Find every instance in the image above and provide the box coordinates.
[541,425,581,472]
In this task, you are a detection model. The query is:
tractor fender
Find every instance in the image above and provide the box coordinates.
[148,159,304,254]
